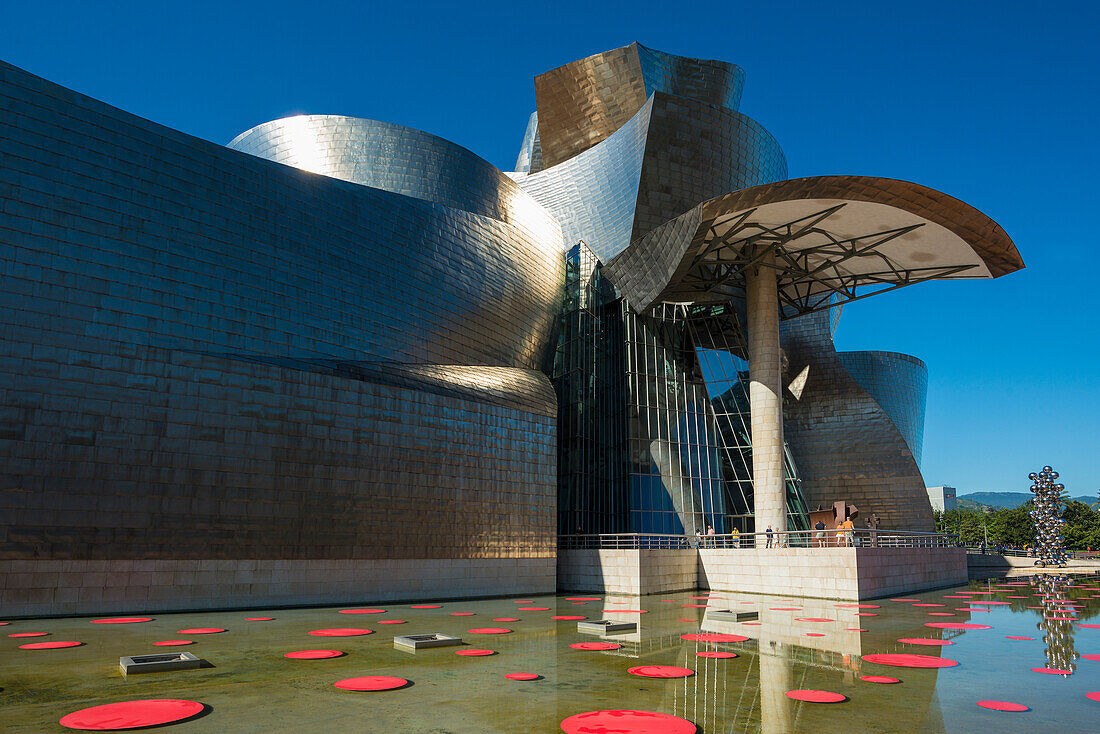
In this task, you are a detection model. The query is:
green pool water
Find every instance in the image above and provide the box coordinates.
[2,574,1098,732]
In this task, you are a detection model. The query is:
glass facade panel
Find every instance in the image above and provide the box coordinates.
[552,243,809,536]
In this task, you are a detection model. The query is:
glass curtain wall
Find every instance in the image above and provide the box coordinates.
[552,243,809,537]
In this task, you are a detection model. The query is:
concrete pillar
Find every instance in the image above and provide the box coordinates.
[746,248,786,534]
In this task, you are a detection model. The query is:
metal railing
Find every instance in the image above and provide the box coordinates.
[559,529,962,550]
[965,546,1100,560]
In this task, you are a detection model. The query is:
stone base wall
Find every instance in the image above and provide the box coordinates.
[698,547,967,600]
[0,557,556,618]
[557,549,697,594]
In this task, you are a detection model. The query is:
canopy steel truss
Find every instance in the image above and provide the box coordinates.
[666,203,982,318]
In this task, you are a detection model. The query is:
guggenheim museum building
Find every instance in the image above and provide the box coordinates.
[0,44,1022,615]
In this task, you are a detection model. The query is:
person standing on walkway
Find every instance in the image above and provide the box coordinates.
[765,525,774,549]
[706,524,715,548]
[841,517,855,547]
[814,519,826,547]
[731,527,740,548]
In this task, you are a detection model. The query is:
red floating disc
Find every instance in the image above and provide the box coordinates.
[942,595,972,599]
[681,633,748,643]
[1005,636,1034,640]
[628,665,694,678]
[796,617,833,622]
[517,607,550,611]
[785,690,847,703]
[152,640,194,646]
[927,613,956,616]
[176,628,225,634]
[565,597,601,601]
[245,617,274,621]
[307,628,372,636]
[971,601,1010,605]
[560,709,696,734]
[0,622,8,625]
[1075,624,1100,629]
[898,638,954,646]
[1081,654,1100,661]
[59,699,205,730]
[862,653,958,668]
[676,619,696,622]
[742,622,762,626]
[449,612,476,616]
[334,676,408,691]
[19,641,83,649]
[514,600,534,603]
[455,648,496,656]
[377,620,407,624]
[493,617,521,622]
[835,604,880,609]
[924,622,991,630]
[284,650,344,659]
[570,642,621,651]
[410,604,441,609]
[803,633,825,637]
[571,602,587,605]
[505,673,540,680]
[696,651,737,658]
[681,604,709,608]
[551,616,587,620]
[1031,667,1072,675]
[846,628,869,632]
[860,675,900,684]
[913,604,946,607]
[855,613,878,617]
[468,628,512,634]
[89,618,153,624]
[8,632,49,637]
[1086,692,1100,702]
[976,701,1029,712]
[339,609,386,614]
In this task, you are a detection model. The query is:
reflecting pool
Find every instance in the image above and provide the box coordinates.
[3,573,1099,732]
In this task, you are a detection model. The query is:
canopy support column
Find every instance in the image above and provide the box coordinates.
[746,247,787,535]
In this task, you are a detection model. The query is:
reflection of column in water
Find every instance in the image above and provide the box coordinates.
[758,641,792,734]
[1036,574,1078,672]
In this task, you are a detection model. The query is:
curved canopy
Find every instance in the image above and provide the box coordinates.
[603,175,1023,315]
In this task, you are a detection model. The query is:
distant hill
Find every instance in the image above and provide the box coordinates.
[956,491,1096,509]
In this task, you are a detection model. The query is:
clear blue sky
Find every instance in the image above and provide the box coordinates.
[3,0,1097,497]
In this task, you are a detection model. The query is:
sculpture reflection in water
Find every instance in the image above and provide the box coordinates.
[1034,574,1078,674]
[1028,466,1068,567]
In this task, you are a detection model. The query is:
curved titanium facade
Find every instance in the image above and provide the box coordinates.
[837,350,928,468]
[781,312,933,530]
[533,42,746,169]
[0,59,563,613]
[228,114,559,237]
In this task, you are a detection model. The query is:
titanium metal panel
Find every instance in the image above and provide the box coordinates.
[837,351,928,468]
[780,311,934,531]
[0,59,561,562]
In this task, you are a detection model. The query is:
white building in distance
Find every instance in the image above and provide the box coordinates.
[926,486,957,512]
